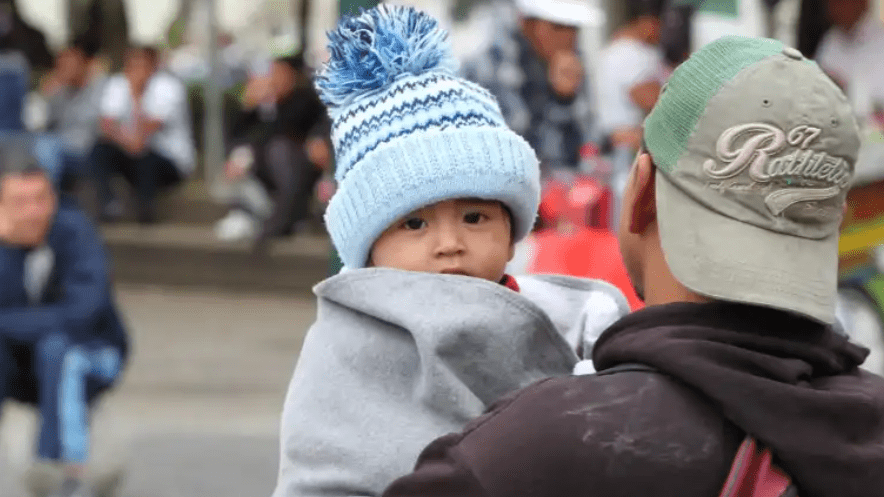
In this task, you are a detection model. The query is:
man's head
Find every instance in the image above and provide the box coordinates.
[56,37,98,88]
[316,5,540,271]
[825,0,869,32]
[0,142,56,248]
[123,45,159,93]
[515,0,601,62]
[271,53,305,99]
[624,0,667,45]
[620,36,860,324]
[370,199,515,282]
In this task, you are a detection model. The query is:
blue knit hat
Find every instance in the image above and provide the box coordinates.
[316,5,540,269]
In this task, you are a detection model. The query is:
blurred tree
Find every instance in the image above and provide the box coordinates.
[67,0,129,71]
[451,0,490,21]
[167,0,196,49]
[339,0,378,16]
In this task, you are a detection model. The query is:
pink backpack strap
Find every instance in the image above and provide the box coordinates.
[718,436,796,497]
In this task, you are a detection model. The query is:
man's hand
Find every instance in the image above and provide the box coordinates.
[225,146,254,181]
[242,76,275,110]
[548,50,584,100]
[306,137,332,171]
[610,127,643,151]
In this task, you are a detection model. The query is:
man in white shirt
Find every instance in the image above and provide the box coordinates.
[816,0,884,181]
[596,0,666,153]
[91,46,194,223]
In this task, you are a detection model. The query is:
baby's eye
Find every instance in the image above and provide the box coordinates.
[402,218,427,230]
[464,212,486,224]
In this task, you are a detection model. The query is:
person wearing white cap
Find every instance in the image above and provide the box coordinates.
[595,0,667,153]
[462,0,603,171]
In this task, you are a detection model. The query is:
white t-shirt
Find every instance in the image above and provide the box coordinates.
[595,38,665,136]
[100,71,196,175]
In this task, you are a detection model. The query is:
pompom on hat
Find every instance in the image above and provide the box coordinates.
[317,5,541,269]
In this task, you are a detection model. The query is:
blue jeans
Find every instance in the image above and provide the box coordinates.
[91,140,182,220]
[0,334,122,463]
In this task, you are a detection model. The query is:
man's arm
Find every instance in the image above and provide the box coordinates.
[0,208,111,343]
[629,80,662,114]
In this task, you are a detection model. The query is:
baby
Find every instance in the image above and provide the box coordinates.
[271,6,630,497]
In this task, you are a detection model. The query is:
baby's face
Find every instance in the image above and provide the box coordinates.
[370,199,515,282]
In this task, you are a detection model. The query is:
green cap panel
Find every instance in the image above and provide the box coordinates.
[644,36,785,174]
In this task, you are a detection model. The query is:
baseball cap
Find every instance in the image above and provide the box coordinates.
[514,0,605,27]
[643,36,860,324]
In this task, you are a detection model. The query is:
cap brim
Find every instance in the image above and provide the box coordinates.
[656,169,838,324]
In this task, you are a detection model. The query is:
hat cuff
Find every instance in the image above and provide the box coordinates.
[326,127,540,269]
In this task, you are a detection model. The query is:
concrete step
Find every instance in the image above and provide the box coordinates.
[101,223,332,294]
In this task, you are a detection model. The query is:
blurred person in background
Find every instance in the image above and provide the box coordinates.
[816,0,884,133]
[92,45,195,224]
[462,0,597,171]
[0,0,52,78]
[0,1,29,135]
[596,0,666,153]
[0,140,128,497]
[595,0,666,227]
[217,53,331,251]
[41,37,108,192]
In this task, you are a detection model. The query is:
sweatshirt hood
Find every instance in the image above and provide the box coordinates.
[592,302,884,497]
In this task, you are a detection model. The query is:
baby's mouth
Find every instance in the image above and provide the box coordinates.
[440,268,472,277]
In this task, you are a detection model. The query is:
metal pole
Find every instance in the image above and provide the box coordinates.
[203,0,225,194]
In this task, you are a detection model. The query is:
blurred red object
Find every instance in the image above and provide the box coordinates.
[527,166,644,310]
[525,228,644,310]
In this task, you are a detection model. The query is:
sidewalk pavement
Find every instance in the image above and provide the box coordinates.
[1,283,316,497]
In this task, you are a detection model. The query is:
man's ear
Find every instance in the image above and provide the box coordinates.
[628,153,657,235]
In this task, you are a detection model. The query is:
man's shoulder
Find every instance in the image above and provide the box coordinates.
[49,205,99,247]
[444,369,737,494]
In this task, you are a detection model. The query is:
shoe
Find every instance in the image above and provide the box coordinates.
[54,478,95,497]
[215,210,259,241]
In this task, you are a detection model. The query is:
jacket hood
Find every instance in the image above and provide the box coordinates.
[592,302,884,497]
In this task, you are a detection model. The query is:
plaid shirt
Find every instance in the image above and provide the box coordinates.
[462,26,595,170]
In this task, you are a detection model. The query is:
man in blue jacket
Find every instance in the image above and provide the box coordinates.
[0,141,128,497]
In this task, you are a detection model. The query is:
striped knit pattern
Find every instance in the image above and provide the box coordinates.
[330,72,510,183]
[643,36,785,173]
[319,5,541,269]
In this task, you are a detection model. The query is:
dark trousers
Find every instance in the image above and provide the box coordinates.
[251,136,322,241]
[91,141,183,220]
[0,334,120,462]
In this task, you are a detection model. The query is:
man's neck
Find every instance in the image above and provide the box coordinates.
[640,248,711,308]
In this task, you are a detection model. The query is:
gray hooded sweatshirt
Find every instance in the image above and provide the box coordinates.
[272,268,629,497]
